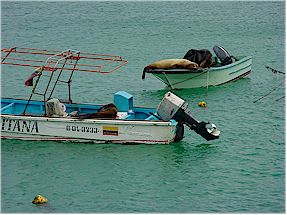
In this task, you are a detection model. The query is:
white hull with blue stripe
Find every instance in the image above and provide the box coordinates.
[1,94,178,144]
[1,111,178,144]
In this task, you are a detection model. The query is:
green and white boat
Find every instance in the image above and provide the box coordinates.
[142,46,252,89]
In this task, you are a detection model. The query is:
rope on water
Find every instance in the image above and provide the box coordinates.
[205,69,209,97]
[275,96,285,101]
[253,80,285,103]
[266,66,285,74]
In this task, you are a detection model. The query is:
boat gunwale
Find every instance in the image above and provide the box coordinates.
[1,97,156,111]
[0,113,177,126]
[209,55,252,71]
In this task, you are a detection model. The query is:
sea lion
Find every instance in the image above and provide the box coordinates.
[147,59,198,70]
[199,52,212,68]
[183,49,213,68]
[142,59,199,79]
[79,103,118,119]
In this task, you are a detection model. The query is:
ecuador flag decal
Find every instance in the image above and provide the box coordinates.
[103,126,119,136]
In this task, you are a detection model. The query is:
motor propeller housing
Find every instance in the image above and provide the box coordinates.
[157,92,220,141]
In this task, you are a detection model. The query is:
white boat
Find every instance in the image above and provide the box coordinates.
[1,47,220,144]
[142,46,252,89]
[1,96,179,144]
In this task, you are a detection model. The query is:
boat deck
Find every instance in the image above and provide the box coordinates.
[1,97,159,121]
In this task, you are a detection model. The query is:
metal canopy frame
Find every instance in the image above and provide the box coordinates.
[1,47,128,115]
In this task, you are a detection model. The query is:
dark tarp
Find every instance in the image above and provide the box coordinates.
[183,49,212,68]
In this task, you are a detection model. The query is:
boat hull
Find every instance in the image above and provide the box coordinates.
[1,114,178,144]
[150,56,252,89]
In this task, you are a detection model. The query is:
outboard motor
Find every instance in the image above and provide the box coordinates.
[213,45,238,66]
[157,92,220,141]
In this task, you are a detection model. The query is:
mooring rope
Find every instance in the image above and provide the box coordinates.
[205,69,209,97]
[266,66,285,74]
[253,66,285,103]
[275,95,285,101]
[253,80,285,103]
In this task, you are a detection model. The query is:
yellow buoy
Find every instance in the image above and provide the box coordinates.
[32,195,48,204]
[198,101,207,108]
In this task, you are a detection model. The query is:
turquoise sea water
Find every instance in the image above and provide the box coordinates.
[1,1,285,213]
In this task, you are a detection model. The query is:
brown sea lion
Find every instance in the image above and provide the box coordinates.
[199,52,212,68]
[183,49,213,68]
[79,103,118,119]
[147,59,198,70]
[142,59,199,79]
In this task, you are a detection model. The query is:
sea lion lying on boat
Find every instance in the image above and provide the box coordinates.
[142,59,199,79]
[79,103,118,119]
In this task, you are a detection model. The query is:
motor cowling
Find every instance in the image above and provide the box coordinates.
[157,92,220,141]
